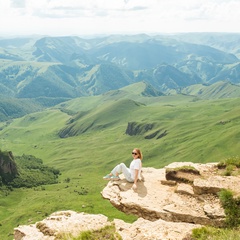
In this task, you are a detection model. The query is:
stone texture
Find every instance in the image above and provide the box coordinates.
[114,218,200,240]
[193,175,240,195]
[14,211,110,240]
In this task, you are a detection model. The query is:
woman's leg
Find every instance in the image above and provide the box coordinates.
[111,163,133,182]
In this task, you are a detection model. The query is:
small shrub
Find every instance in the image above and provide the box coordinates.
[218,189,240,228]
[64,178,71,183]
[77,187,88,195]
[218,156,240,169]
[223,165,235,176]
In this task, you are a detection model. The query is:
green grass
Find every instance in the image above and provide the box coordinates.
[192,226,240,240]
[70,224,122,240]
[0,93,240,239]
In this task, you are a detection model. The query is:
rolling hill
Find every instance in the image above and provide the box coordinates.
[181,81,240,99]
[0,95,70,122]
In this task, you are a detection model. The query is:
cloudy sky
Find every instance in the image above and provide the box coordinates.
[0,0,240,37]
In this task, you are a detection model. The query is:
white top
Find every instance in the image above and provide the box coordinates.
[130,158,142,180]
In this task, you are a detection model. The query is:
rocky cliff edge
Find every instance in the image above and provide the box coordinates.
[14,162,240,240]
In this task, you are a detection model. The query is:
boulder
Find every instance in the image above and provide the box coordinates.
[14,211,110,240]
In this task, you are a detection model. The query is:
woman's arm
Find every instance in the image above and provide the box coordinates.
[132,169,139,190]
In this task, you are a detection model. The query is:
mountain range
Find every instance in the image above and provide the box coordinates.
[0,33,240,121]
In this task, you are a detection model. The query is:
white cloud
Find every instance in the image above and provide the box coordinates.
[0,0,239,36]
[10,0,26,8]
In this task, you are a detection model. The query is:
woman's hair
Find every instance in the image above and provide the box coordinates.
[134,148,143,160]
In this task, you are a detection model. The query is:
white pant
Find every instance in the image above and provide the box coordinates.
[111,163,133,182]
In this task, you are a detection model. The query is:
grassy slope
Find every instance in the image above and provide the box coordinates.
[182,81,240,99]
[0,90,240,239]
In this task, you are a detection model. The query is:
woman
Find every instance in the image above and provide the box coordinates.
[103,148,143,190]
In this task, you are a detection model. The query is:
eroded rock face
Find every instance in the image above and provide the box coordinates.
[0,151,18,174]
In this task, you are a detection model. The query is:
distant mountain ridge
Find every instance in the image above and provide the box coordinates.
[182,80,240,99]
[0,33,240,120]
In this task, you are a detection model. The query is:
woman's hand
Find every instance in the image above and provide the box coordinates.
[132,183,137,191]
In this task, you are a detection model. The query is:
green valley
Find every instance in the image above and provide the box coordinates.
[0,86,240,239]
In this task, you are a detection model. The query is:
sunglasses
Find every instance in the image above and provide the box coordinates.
[132,152,138,155]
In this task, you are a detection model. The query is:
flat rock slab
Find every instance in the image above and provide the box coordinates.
[101,163,227,227]
[114,218,201,240]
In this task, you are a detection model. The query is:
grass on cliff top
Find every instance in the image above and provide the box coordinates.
[56,224,122,240]
[0,94,240,239]
[192,226,240,240]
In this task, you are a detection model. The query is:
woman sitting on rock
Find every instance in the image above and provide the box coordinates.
[103,148,143,190]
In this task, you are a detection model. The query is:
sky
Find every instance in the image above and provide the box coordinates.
[0,0,240,37]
